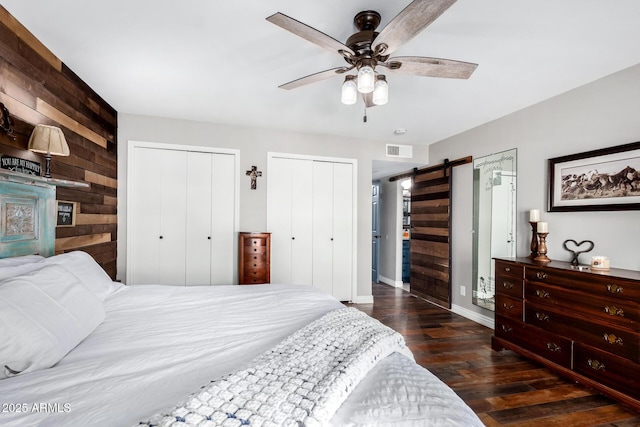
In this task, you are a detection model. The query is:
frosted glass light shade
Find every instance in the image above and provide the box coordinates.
[28,125,70,156]
[341,76,358,105]
[357,65,375,93]
[372,75,388,105]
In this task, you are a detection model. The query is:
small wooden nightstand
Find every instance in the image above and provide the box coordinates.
[238,232,271,285]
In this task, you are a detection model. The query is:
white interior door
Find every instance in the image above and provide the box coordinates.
[312,161,334,295]
[332,162,353,301]
[186,151,213,285]
[159,150,187,285]
[210,153,236,285]
[130,147,162,284]
[290,159,313,285]
[268,157,293,284]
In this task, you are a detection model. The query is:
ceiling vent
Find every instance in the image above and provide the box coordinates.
[386,144,413,159]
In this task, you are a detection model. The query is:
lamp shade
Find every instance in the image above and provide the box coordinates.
[372,75,388,105]
[357,65,375,94]
[341,76,358,105]
[28,125,70,157]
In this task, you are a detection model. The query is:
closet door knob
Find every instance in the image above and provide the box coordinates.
[159,236,164,239]
[207,236,211,240]
[292,237,295,240]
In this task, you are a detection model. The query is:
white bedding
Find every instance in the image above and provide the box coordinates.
[0,284,483,426]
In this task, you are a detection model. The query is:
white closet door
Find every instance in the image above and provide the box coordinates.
[159,150,187,285]
[332,162,353,301]
[268,156,293,284]
[290,159,313,285]
[185,151,213,285]
[130,147,163,284]
[312,161,334,295]
[210,153,236,285]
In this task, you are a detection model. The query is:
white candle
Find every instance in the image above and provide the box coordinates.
[537,221,548,233]
[529,209,540,222]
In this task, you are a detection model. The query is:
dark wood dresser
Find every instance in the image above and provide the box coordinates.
[238,232,271,285]
[492,257,640,411]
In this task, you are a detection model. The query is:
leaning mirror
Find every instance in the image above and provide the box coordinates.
[472,148,517,311]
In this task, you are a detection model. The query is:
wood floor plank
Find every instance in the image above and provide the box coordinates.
[348,283,640,427]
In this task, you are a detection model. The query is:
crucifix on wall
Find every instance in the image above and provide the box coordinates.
[245,166,262,190]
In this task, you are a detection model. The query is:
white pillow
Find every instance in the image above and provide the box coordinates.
[0,254,44,268]
[0,264,106,379]
[0,262,46,281]
[41,251,123,301]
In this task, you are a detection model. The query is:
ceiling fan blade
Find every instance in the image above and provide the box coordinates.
[267,13,355,57]
[278,67,351,90]
[373,0,457,56]
[384,56,477,79]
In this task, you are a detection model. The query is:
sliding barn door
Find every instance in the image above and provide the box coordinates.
[410,166,452,308]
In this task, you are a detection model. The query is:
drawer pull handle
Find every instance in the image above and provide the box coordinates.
[603,306,625,317]
[501,324,513,333]
[546,342,561,352]
[535,289,550,298]
[535,312,549,321]
[504,267,511,272]
[502,281,514,290]
[502,303,515,310]
[603,333,623,346]
[536,272,548,280]
[606,284,624,294]
[587,359,605,372]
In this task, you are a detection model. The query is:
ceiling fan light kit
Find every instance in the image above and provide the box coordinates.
[267,0,477,112]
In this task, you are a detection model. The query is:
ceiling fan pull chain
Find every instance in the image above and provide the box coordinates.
[363,107,368,123]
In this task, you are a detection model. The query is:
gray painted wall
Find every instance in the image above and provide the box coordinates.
[431,63,640,319]
[117,114,429,301]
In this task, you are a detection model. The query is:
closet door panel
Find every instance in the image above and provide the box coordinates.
[332,162,353,301]
[268,157,293,284]
[159,150,187,285]
[290,159,313,285]
[312,161,334,295]
[210,153,236,285]
[185,151,213,285]
[130,147,162,284]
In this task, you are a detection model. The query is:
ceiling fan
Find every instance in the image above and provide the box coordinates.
[266,0,478,108]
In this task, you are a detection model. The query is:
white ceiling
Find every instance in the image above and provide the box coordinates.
[3,0,640,146]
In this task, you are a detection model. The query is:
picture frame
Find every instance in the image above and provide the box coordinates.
[56,200,77,227]
[548,141,640,211]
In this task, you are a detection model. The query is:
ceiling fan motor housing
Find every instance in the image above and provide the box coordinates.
[345,10,389,65]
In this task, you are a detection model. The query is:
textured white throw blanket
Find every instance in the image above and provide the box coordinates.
[139,307,413,427]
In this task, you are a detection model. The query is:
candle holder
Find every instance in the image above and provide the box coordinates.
[534,232,551,263]
[527,221,538,259]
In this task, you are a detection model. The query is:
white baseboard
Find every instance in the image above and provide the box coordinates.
[353,295,374,304]
[378,275,403,288]
[451,304,495,329]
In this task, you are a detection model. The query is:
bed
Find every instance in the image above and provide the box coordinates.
[0,251,484,426]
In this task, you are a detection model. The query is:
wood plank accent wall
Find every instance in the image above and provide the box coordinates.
[0,6,118,278]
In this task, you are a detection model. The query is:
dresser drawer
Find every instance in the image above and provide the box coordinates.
[495,260,524,279]
[239,232,271,285]
[575,343,640,400]
[243,245,267,255]
[526,266,640,302]
[496,315,572,368]
[526,302,639,363]
[496,294,523,320]
[526,282,640,332]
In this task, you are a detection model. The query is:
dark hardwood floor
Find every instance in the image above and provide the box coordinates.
[349,283,640,426]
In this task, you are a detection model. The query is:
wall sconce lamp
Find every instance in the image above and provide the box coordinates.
[27,125,70,178]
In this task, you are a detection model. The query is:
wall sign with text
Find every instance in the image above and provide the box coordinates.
[56,200,77,227]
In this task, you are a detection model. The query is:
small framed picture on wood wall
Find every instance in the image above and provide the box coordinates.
[56,200,77,227]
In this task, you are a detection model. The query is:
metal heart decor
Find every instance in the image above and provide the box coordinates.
[562,239,594,266]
